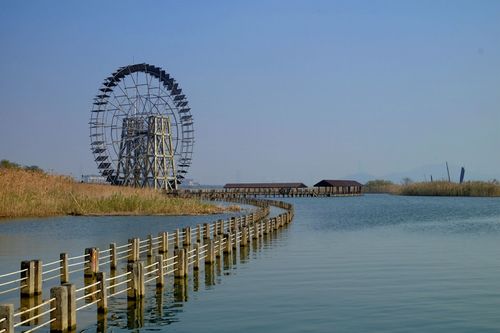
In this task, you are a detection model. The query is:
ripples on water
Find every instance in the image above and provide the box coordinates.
[2,195,500,332]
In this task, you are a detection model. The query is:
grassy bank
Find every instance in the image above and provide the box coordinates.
[399,181,500,197]
[0,168,228,218]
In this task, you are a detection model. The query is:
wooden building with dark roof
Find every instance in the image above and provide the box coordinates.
[313,180,362,195]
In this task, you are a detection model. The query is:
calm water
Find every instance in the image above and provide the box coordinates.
[2,194,500,332]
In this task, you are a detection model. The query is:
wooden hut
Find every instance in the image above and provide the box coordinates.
[313,180,362,195]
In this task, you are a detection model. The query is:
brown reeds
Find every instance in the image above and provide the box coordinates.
[399,181,500,197]
[0,168,228,218]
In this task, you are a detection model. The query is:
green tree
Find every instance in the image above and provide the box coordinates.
[0,159,21,169]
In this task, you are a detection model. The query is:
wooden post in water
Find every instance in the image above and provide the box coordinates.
[127,262,144,300]
[241,227,248,247]
[84,248,99,277]
[205,239,215,264]
[196,225,202,243]
[203,223,210,241]
[96,272,107,313]
[183,227,191,247]
[128,238,139,263]
[33,260,42,295]
[216,235,223,258]
[174,249,186,278]
[50,286,68,332]
[218,219,224,235]
[110,243,117,270]
[147,235,154,257]
[0,304,13,333]
[60,253,69,284]
[174,229,180,249]
[62,283,76,331]
[194,243,200,270]
[224,233,232,255]
[213,221,219,238]
[159,232,168,255]
[155,255,164,287]
[230,217,236,232]
[20,260,35,297]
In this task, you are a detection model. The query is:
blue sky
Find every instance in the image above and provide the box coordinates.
[0,1,499,185]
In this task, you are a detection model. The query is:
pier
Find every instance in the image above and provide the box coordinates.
[175,180,363,198]
[0,197,293,333]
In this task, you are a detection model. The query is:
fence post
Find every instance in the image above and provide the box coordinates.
[253,224,259,240]
[60,253,69,284]
[183,227,191,247]
[84,248,99,277]
[218,219,224,235]
[230,217,236,232]
[96,272,107,313]
[127,262,144,300]
[241,227,248,247]
[128,238,139,263]
[224,233,232,254]
[196,224,202,243]
[205,240,215,264]
[155,255,164,287]
[174,249,186,278]
[62,283,76,330]
[174,229,180,249]
[33,260,43,295]
[110,243,117,270]
[194,243,200,271]
[203,223,210,240]
[0,304,13,333]
[20,260,35,297]
[50,286,68,332]
[147,235,153,257]
[159,232,168,254]
[213,221,219,238]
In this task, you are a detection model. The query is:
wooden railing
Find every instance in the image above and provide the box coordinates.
[0,197,294,333]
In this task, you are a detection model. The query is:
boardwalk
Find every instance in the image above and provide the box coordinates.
[0,197,293,333]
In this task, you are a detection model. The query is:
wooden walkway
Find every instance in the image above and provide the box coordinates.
[175,187,363,198]
[0,197,293,333]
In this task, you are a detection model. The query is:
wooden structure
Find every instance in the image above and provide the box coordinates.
[224,183,307,196]
[0,197,294,333]
[182,180,364,198]
[313,180,362,195]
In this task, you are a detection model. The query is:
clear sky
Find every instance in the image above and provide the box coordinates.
[0,1,499,185]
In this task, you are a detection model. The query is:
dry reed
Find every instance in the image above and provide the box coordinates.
[0,168,227,218]
[399,181,500,197]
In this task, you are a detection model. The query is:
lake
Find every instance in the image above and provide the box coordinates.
[1,194,500,332]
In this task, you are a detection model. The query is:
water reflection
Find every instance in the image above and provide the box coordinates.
[11,216,289,333]
[81,220,289,332]
[20,294,42,326]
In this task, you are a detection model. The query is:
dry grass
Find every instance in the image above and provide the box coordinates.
[0,168,227,218]
[399,181,500,197]
[363,180,400,194]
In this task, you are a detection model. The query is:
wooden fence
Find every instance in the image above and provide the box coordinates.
[0,197,294,333]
